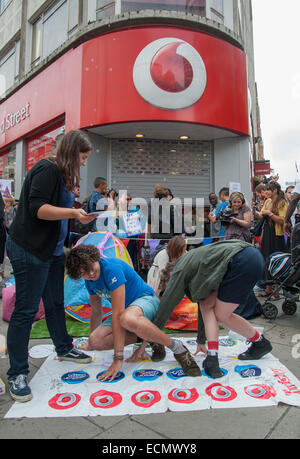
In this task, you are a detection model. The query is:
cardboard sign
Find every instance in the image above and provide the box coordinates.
[122,211,144,237]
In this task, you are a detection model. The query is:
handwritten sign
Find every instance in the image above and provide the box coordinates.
[122,211,144,237]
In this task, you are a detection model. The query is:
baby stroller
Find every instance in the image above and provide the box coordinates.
[260,222,300,320]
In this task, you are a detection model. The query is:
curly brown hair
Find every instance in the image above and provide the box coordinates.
[65,245,100,280]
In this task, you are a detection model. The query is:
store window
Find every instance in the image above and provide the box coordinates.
[210,0,224,24]
[26,122,65,172]
[121,0,206,16]
[96,0,116,20]
[0,42,20,97]
[0,0,12,15]
[0,147,16,197]
[31,0,79,67]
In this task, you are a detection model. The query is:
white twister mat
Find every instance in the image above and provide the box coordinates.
[5,336,300,418]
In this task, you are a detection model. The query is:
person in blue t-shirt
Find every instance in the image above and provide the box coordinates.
[66,244,201,381]
[208,187,230,238]
[89,177,114,231]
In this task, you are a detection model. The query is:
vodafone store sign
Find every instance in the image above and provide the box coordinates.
[133,38,207,110]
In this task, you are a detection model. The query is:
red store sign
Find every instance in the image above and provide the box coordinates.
[0,26,249,151]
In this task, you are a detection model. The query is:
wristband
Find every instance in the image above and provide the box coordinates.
[113,354,124,361]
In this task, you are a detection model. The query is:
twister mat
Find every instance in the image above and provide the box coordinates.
[5,337,300,418]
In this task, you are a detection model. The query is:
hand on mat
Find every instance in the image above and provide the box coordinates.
[193,343,208,356]
[126,341,149,362]
[98,360,123,382]
[76,340,92,351]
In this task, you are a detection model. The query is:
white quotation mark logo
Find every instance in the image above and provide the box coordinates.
[291,334,300,359]
[133,38,207,110]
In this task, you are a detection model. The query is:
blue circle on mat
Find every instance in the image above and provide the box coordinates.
[96,371,125,383]
[132,369,163,381]
[166,368,187,380]
[61,371,90,384]
[202,368,228,379]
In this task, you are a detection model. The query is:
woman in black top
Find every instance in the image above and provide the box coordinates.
[6,130,97,403]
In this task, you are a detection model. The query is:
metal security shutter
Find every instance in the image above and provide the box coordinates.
[110,139,213,203]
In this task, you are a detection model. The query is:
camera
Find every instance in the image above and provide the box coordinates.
[295,214,300,225]
[218,207,238,228]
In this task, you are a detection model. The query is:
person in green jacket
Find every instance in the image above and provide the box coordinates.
[148,240,272,378]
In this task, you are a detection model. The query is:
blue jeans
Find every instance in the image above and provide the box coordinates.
[6,236,73,377]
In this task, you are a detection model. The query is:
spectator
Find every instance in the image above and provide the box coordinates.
[69,186,82,233]
[147,235,186,293]
[284,182,300,237]
[149,184,184,244]
[3,196,16,231]
[89,177,114,232]
[5,130,95,402]
[208,192,221,240]
[257,182,288,298]
[208,187,230,239]
[253,183,267,212]
[0,193,6,288]
[224,192,252,243]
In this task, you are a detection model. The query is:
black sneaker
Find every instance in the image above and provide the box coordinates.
[174,345,202,377]
[203,354,225,379]
[57,347,92,364]
[8,374,32,402]
[238,336,272,360]
[150,343,166,362]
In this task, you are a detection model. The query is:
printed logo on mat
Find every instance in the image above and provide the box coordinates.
[131,390,161,408]
[168,388,199,404]
[90,390,122,409]
[133,38,207,110]
[48,393,81,410]
[132,369,163,382]
[206,383,237,402]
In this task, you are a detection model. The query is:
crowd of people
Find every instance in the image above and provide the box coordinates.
[2,129,300,403]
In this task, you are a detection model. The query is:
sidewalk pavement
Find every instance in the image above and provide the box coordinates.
[0,275,299,439]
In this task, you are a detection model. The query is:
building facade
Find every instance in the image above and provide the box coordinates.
[0,0,262,207]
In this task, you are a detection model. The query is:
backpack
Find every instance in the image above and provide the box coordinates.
[74,194,94,235]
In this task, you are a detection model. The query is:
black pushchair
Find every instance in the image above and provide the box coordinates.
[260,222,300,320]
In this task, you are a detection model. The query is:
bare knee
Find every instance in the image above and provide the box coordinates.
[120,310,139,332]
[88,328,111,350]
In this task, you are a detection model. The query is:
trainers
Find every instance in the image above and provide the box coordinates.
[238,336,272,360]
[203,355,225,379]
[150,343,166,362]
[174,345,202,377]
[8,374,32,402]
[57,347,92,364]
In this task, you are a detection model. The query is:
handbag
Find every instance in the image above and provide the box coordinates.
[250,215,266,237]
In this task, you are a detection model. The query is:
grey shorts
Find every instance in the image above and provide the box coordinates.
[103,294,160,327]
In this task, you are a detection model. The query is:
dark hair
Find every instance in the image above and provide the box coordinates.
[94,177,107,188]
[53,130,92,191]
[219,187,229,197]
[266,181,287,215]
[66,245,100,280]
[167,236,186,262]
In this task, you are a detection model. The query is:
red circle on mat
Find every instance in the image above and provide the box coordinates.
[244,384,276,400]
[90,390,122,409]
[131,390,161,408]
[48,392,81,410]
[168,388,199,404]
[205,383,237,402]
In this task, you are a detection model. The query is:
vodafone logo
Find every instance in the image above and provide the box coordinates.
[133,38,207,110]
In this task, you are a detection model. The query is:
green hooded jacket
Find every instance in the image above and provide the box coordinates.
[153,239,252,343]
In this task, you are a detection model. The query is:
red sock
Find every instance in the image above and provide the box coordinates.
[249,330,261,342]
[208,341,219,355]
